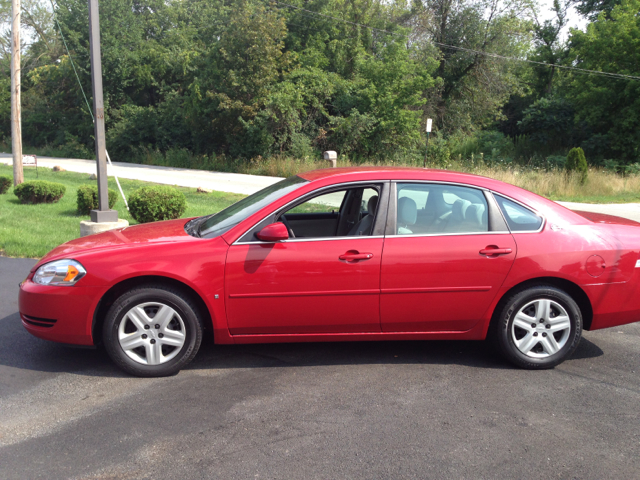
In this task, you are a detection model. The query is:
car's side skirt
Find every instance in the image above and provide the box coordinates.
[230,329,485,344]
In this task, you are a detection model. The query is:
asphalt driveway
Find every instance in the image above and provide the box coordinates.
[1,256,639,479]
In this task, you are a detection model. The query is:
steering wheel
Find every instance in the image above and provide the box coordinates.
[280,215,296,238]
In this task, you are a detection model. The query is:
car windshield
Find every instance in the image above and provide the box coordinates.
[198,176,309,238]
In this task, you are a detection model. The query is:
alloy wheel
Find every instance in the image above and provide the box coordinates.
[510,298,571,358]
[118,302,186,365]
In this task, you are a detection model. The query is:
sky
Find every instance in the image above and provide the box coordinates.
[538,0,589,40]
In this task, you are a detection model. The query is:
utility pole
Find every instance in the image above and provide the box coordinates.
[11,0,23,185]
[87,0,117,223]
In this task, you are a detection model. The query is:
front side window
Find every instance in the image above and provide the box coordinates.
[198,176,308,238]
[286,190,347,215]
[396,183,489,235]
[279,186,380,238]
[494,195,543,232]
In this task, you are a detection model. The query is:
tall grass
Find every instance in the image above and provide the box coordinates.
[471,167,640,203]
[234,157,640,203]
[86,147,640,203]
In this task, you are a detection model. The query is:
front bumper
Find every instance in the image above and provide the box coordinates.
[19,280,106,346]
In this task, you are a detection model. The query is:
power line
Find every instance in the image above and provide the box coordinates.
[48,0,93,120]
[271,0,640,81]
[48,0,129,210]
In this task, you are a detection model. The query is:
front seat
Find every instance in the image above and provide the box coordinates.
[348,195,379,236]
[397,197,417,234]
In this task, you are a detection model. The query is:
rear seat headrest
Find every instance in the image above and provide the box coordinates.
[398,197,417,225]
[465,203,485,227]
[452,199,471,220]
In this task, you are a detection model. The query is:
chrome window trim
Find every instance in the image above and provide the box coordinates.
[239,235,386,245]
[385,231,512,239]
[231,179,547,244]
[491,192,546,234]
[389,180,546,236]
[394,179,489,193]
[232,180,387,245]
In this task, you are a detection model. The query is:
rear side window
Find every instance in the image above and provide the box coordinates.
[495,195,543,232]
[396,183,488,235]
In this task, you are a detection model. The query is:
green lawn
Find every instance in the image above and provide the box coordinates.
[0,164,244,258]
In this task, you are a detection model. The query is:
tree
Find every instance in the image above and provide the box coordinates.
[567,0,640,162]
[409,0,533,133]
[518,97,578,153]
[498,0,572,138]
[573,0,622,21]
[529,0,571,96]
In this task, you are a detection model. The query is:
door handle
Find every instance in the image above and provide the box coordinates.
[339,251,374,262]
[479,246,512,256]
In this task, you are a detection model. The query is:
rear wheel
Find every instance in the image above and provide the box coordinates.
[103,285,203,377]
[494,285,582,369]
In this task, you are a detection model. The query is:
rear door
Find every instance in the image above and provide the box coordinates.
[380,182,517,332]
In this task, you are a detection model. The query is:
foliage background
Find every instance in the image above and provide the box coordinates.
[0,0,638,168]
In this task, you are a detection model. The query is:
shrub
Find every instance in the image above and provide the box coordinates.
[128,185,186,223]
[603,159,620,172]
[545,155,566,170]
[566,147,588,184]
[14,180,66,204]
[0,175,11,194]
[76,185,118,215]
[625,163,640,175]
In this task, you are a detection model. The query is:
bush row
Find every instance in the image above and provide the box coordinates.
[76,185,118,215]
[14,180,66,204]
[10,179,187,224]
[0,175,11,194]
[128,185,186,223]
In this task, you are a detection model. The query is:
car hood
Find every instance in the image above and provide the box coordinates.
[35,218,195,269]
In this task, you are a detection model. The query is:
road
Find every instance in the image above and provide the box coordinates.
[1,256,639,479]
[0,153,282,196]
[3,153,640,221]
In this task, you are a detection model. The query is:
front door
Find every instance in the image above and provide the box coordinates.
[225,184,385,335]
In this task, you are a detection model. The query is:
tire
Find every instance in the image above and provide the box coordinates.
[494,285,582,369]
[103,285,203,377]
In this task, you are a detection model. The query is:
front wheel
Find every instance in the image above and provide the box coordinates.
[103,285,203,377]
[494,285,582,369]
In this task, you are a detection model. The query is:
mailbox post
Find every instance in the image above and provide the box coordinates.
[323,151,337,168]
[424,118,432,168]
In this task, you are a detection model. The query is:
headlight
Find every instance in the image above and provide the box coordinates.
[33,259,87,286]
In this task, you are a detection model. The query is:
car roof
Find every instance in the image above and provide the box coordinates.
[299,167,507,190]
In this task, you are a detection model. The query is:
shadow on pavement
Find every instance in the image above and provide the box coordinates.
[570,335,605,360]
[0,309,604,377]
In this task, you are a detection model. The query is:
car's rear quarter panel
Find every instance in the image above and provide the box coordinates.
[501,222,640,331]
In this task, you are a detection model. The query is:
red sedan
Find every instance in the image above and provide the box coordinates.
[19,168,640,376]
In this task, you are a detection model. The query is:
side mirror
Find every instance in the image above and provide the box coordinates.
[256,222,289,242]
